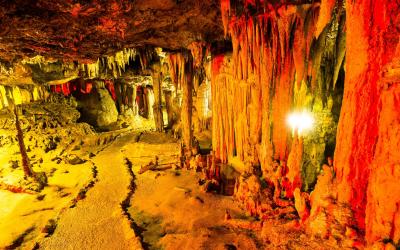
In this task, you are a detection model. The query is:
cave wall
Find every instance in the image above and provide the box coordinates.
[0,84,48,109]
[334,0,400,244]
[212,1,344,190]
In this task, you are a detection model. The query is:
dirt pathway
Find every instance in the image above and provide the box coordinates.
[40,133,143,250]
[120,133,261,250]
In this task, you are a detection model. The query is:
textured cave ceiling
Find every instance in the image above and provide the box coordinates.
[0,0,223,63]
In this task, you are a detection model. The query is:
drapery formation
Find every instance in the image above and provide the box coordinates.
[212,1,343,185]
[168,52,195,150]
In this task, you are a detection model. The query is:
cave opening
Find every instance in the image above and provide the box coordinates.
[0,0,399,249]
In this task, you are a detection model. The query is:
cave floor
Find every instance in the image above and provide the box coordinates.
[40,132,142,250]
[0,130,345,250]
[124,132,261,250]
[39,131,263,250]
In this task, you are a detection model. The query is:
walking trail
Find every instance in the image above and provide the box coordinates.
[40,132,142,250]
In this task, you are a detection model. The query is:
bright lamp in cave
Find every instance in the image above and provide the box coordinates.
[287,111,314,134]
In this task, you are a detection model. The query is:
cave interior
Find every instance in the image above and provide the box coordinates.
[0,0,399,249]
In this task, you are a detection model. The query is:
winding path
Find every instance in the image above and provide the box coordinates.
[40,133,142,250]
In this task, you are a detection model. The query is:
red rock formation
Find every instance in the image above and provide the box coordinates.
[334,0,400,244]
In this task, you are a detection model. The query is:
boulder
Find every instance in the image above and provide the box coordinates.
[78,87,118,129]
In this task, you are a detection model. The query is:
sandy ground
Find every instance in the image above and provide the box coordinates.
[1,129,343,250]
[40,132,142,250]
[1,131,283,250]
[123,132,262,250]
[0,136,94,249]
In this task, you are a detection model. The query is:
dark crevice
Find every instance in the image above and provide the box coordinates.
[121,157,150,250]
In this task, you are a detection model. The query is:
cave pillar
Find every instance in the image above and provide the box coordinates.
[151,70,164,132]
[334,0,400,243]
[181,73,193,151]
[164,90,174,129]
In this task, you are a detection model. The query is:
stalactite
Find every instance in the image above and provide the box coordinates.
[138,47,161,73]
[215,0,397,247]
[167,53,187,91]
[292,16,306,86]
[0,84,48,108]
[214,4,315,165]
[167,54,178,89]
[64,48,138,79]
[105,48,136,78]
[211,55,225,162]
[167,52,195,151]
[188,41,206,68]
[193,82,210,132]
[220,0,231,37]
[315,0,336,38]
[86,59,100,79]
[213,1,343,199]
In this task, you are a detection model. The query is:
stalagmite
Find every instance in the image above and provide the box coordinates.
[287,133,303,191]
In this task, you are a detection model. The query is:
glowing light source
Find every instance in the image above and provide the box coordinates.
[287,111,314,134]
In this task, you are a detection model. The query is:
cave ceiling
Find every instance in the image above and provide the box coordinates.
[0,0,223,63]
